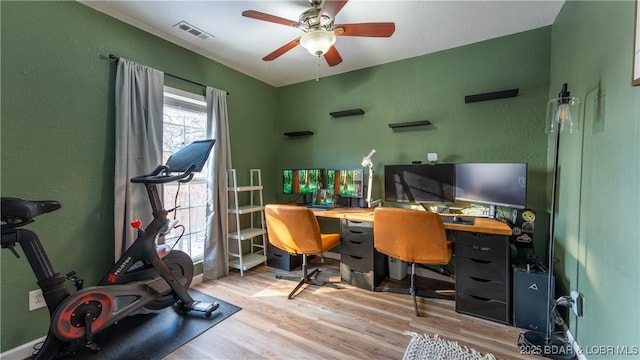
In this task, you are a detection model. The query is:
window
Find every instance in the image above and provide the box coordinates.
[162,86,209,262]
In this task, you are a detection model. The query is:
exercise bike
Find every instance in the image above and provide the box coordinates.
[1,140,219,359]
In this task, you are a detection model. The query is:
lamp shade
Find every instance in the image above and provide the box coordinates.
[300,29,336,56]
[545,83,580,134]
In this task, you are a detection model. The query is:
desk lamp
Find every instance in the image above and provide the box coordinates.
[521,83,579,359]
[361,149,382,208]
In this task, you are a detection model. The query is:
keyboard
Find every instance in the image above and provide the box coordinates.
[440,215,475,226]
[309,205,334,210]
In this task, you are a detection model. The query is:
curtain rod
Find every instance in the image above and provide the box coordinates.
[108,54,229,95]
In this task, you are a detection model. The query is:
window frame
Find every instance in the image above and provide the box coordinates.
[161,86,209,263]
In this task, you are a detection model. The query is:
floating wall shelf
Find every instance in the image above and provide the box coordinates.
[465,88,519,103]
[388,120,432,129]
[330,108,365,118]
[283,131,313,137]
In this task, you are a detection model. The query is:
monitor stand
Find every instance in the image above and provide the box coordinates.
[345,198,356,208]
[488,205,496,218]
[343,197,365,208]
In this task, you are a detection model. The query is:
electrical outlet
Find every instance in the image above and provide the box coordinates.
[29,289,46,311]
[570,290,584,317]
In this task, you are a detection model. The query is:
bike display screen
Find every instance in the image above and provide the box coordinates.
[165,139,215,173]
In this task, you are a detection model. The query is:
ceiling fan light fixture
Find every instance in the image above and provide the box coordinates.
[300,29,336,56]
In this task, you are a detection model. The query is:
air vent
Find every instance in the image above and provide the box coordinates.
[173,21,214,40]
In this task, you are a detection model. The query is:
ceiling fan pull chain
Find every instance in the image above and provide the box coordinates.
[316,56,321,81]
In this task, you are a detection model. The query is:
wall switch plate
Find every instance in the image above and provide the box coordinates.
[570,290,584,317]
[29,289,46,311]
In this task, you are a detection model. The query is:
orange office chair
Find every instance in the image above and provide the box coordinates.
[264,204,341,299]
[373,207,454,316]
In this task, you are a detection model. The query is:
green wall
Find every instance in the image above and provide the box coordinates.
[276,27,552,251]
[5,0,637,356]
[549,1,640,357]
[0,1,277,351]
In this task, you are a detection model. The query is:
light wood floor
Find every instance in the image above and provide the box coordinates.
[165,258,537,360]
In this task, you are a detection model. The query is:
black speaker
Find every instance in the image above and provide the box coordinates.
[513,268,554,331]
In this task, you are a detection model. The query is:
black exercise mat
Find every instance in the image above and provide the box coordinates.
[72,289,240,360]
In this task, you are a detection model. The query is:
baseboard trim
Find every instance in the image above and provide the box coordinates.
[1,336,46,360]
[564,327,587,360]
[192,273,204,286]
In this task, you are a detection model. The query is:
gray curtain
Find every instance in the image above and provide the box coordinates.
[114,58,164,259]
[204,87,232,280]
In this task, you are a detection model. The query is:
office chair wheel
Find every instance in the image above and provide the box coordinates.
[144,250,194,310]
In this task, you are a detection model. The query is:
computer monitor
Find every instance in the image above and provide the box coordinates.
[326,169,364,198]
[455,162,527,209]
[384,164,456,204]
[282,168,324,195]
[165,139,215,173]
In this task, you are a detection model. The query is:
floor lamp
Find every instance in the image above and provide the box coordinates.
[521,83,579,359]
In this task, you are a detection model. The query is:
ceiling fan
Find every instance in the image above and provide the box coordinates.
[242,0,395,67]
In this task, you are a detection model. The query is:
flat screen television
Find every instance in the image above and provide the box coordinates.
[384,164,456,204]
[165,139,215,173]
[326,169,364,198]
[455,162,527,209]
[282,168,324,195]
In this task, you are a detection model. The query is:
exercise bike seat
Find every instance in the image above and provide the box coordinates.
[1,197,61,224]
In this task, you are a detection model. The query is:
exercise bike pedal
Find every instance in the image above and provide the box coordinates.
[179,301,219,318]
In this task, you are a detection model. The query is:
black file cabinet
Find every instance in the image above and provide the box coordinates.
[266,243,302,271]
[339,219,387,290]
[454,231,511,325]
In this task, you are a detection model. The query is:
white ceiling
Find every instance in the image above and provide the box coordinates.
[80,0,564,87]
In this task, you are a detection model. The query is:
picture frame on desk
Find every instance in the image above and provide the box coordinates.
[633,0,640,86]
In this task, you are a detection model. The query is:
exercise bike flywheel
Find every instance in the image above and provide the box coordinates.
[51,290,115,342]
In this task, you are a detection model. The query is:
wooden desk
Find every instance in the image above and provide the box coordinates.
[312,207,512,235]
[313,206,514,324]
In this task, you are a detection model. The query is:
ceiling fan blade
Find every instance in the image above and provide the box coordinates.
[324,46,343,67]
[334,23,396,37]
[320,0,349,20]
[242,10,299,27]
[263,38,301,61]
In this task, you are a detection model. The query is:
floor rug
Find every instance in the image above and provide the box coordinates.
[402,332,496,360]
[72,289,241,360]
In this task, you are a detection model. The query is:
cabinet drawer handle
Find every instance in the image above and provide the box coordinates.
[351,269,365,275]
[348,240,363,245]
[469,258,491,264]
[468,294,491,302]
[349,230,364,234]
[469,276,491,283]
[349,255,364,260]
[273,253,283,258]
[471,245,492,251]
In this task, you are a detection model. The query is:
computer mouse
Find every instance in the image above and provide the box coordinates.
[453,216,462,223]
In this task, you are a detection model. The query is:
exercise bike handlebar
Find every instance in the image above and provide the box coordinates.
[130,164,196,184]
